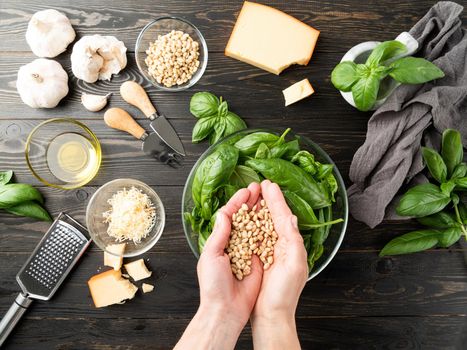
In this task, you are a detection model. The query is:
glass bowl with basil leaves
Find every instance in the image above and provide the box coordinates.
[182,128,349,281]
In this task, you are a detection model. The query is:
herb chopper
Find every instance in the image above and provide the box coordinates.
[0,213,91,346]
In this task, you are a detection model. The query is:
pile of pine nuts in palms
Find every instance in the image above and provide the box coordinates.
[226,200,278,280]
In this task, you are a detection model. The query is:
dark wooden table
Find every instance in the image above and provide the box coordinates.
[1,1,467,349]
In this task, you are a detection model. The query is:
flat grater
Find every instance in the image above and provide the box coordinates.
[0,212,91,346]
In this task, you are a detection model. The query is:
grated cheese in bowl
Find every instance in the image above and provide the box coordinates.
[103,186,156,244]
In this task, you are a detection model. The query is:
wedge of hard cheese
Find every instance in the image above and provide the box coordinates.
[104,243,126,271]
[225,1,319,75]
[88,269,137,308]
[124,259,152,281]
[283,79,314,106]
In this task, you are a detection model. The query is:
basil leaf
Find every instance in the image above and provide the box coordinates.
[389,57,445,84]
[229,165,260,188]
[209,119,226,145]
[451,193,460,206]
[0,184,44,208]
[5,201,52,221]
[270,140,300,160]
[422,147,447,183]
[437,227,462,247]
[192,116,217,143]
[223,111,246,136]
[331,61,359,92]
[440,181,456,196]
[351,73,380,112]
[221,184,239,202]
[190,92,219,119]
[451,163,467,180]
[324,173,338,202]
[0,170,13,185]
[396,183,451,217]
[291,150,317,175]
[417,211,459,228]
[366,40,407,67]
[441,129,463,177]
[234,132,280,156]
[379,229,440,256]
[283,190,319,229]
[246,158,331,209]
[456,177,467,189]
[459,202,467,224]
[218,100,228,118]
[255,143,271,159]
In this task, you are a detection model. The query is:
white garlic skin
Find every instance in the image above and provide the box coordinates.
[17,58,69,108]
[26,9,75,58]
[71,35,127,83]
[81,93,111,112]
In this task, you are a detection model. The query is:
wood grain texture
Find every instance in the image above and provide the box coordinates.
[2,316,467,349]
[1,0,467,349]
[2,251,467,319]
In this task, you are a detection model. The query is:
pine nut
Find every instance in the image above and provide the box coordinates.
[226,201,277,280]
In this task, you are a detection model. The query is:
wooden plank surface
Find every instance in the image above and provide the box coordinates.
[1,0,467,349]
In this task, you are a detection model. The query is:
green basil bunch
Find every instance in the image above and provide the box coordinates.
[184,129,343,272]
[0,170,51,221]
[190,92,247,145]
[380,129,467,256]
[331,40,445,111]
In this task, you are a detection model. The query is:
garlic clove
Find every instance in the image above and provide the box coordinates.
[81,93,111,112]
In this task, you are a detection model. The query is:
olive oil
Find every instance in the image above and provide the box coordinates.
[46,133,99,184]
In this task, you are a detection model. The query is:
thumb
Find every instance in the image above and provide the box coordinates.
[203,210,231,256]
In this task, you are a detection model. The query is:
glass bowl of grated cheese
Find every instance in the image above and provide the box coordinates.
[86,178,165,257]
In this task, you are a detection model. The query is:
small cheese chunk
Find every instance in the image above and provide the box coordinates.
[142,283,154,293]
[88,269,137,308]
[124,259,152,281]
[104,243,126,271]
[225,1,319,75]
[282,79,314,106]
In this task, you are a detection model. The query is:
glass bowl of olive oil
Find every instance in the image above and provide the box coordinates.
[25,118,101,190]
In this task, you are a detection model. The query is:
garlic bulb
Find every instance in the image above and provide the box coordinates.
[26,9,75,58]
[81,93,111,112]
[16,58,69,108]
[71,35,127,83]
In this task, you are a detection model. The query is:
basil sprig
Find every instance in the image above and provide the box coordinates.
[331,40,445,111]
[190,92,247,145]
[380,129,467,256]
[0,170,51,221]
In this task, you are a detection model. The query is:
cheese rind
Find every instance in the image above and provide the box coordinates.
[104,243,126,270]
[88,269,137,308]
[142,283,155,293]
[225,1,319,75]
[124,259,152,281]
[282,79,314,106]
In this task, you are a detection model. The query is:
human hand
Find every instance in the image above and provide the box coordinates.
[197,182,264,329]
[251,180,308,349]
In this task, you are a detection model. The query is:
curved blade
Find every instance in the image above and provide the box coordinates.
[149,114,185,156]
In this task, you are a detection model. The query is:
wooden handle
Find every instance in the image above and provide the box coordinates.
[104,108,146,140]
[120,81,157,117]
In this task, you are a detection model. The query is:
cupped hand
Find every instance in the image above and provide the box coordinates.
[252,180,308,321]
[197,182,264,329]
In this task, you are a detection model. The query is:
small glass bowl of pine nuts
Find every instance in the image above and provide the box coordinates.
[135,17,208,91]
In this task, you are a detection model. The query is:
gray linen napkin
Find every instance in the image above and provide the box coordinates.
[347,1,467,228]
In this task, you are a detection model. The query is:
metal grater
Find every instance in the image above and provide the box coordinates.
[0,212,91,346]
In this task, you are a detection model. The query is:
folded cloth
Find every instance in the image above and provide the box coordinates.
[348,1,467,228]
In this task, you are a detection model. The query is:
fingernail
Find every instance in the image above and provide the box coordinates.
[291,215,298,229]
